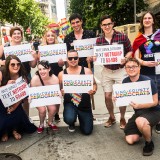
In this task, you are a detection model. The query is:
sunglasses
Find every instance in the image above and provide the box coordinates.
[10,63,21,67]
[68,57,79,61]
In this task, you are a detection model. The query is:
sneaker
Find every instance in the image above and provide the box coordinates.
[155,124,160,134]
[120,118,126,129]
[68,125,75,132]
[48,123,58,131]
[37,126,44,134]
[54,113,60,122]
[143,141,154,156]
[104,117,116,128]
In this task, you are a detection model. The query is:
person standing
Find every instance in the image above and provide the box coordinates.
[96,15,132,129]
[133,12,160,133]
[122,58,160,156]
[58,50,97,135]
[64,13,96,69]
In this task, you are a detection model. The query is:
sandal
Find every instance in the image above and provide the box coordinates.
[12,130,21,140]
[1,133,8,142]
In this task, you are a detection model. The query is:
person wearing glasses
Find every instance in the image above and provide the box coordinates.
[122,58,160,156]
[0,55,37,142]
[133,12,160,133]
[58,49,97,134]
[30,60,60,133]
[0,27,38,116]
[64,13,96,69]
[40,29,64,122]
[96,15,132,129]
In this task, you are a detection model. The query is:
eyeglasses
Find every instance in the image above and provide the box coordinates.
[101,23,113,27]
[71,21,80,25]
[10,63,21,67]
[125,66,139,70]
[68,57,79,61]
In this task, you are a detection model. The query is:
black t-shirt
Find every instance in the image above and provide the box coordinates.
[64,30,96,68]
[123,75,160,111]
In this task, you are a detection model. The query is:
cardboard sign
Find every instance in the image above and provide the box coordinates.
[0,77,29,107]
[73,38,97,57]
[63,74,93,93]
[39,43,67,63]
[94,44,124,65]
[4,44,34,62]
[113,80,153,107]
[29,85,61,108]
[154,53,160,74]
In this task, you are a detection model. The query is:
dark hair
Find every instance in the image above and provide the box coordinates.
[125,58,140,66]
[1,55,28,86]
[139,11,157,34]
[67,49,78,57]
[100,15,114,24]
[37,60,52,76]
[10,26,23,37]
[69,13,82,23]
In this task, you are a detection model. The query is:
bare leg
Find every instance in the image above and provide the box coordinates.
[47,105,57,124]
[37,106,46,126]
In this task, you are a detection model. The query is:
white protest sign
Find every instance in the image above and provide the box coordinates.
[94,44,124,65]
[73,38,97,57]
[154,53,160,74]
[39,43,67,63]
[4,44,34,62]
[63,74,93,93]
[0,77,29,107]
[29,85,61,108]
[113,80,153,107]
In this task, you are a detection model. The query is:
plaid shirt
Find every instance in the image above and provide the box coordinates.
[96,30,132,70]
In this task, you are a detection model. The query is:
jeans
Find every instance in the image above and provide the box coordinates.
[63,103,93,135]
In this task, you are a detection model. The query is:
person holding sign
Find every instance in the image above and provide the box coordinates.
[96,15,132,129]
[133,12,160,133]
[0,55,37,142]
[30,60,60,134]
[40,29,65,122]
[0,26,38,116]
[122,58,160,156]
[64,13,96,70]
[58,49,97,135]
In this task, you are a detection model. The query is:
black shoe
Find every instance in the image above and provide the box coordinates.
[68,125,75,132]
[54,113,60,122]
[143,141,154,156]
[155,124,160,134]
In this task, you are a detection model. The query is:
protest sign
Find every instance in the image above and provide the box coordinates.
[39,43,67,63]
[63,74,93,93]
[0,77,29,107]
[29,85,61,108]
[113,80,153,107]
[94,44,124,65]
[73,38,97,57]
[154,53,160,74]
[4,44,34,62]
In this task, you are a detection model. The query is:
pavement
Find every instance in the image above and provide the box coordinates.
[0,65,160,160]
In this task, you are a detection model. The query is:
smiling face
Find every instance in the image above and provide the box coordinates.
[9,59,21,75]
[46,31,55,44]
[38,64,50,79]
[11,30,22,44]
[101,18,114,35]
[70,18,83,33]
[67,51,79,67]
[143,12,154,29]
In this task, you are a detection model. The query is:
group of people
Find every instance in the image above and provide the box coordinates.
[0,11,160,156]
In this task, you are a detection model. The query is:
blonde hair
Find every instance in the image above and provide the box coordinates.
[42,29,58,45]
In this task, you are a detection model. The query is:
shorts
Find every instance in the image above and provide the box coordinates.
[101,67,126,92]
[124,109,160,136]
[146,75,160,100]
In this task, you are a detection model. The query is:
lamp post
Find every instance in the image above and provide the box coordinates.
[134,0,136,23]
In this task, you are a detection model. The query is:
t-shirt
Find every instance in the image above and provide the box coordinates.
[123,74,160,111]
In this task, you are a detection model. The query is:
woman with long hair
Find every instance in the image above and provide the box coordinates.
[0,55,37,142]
